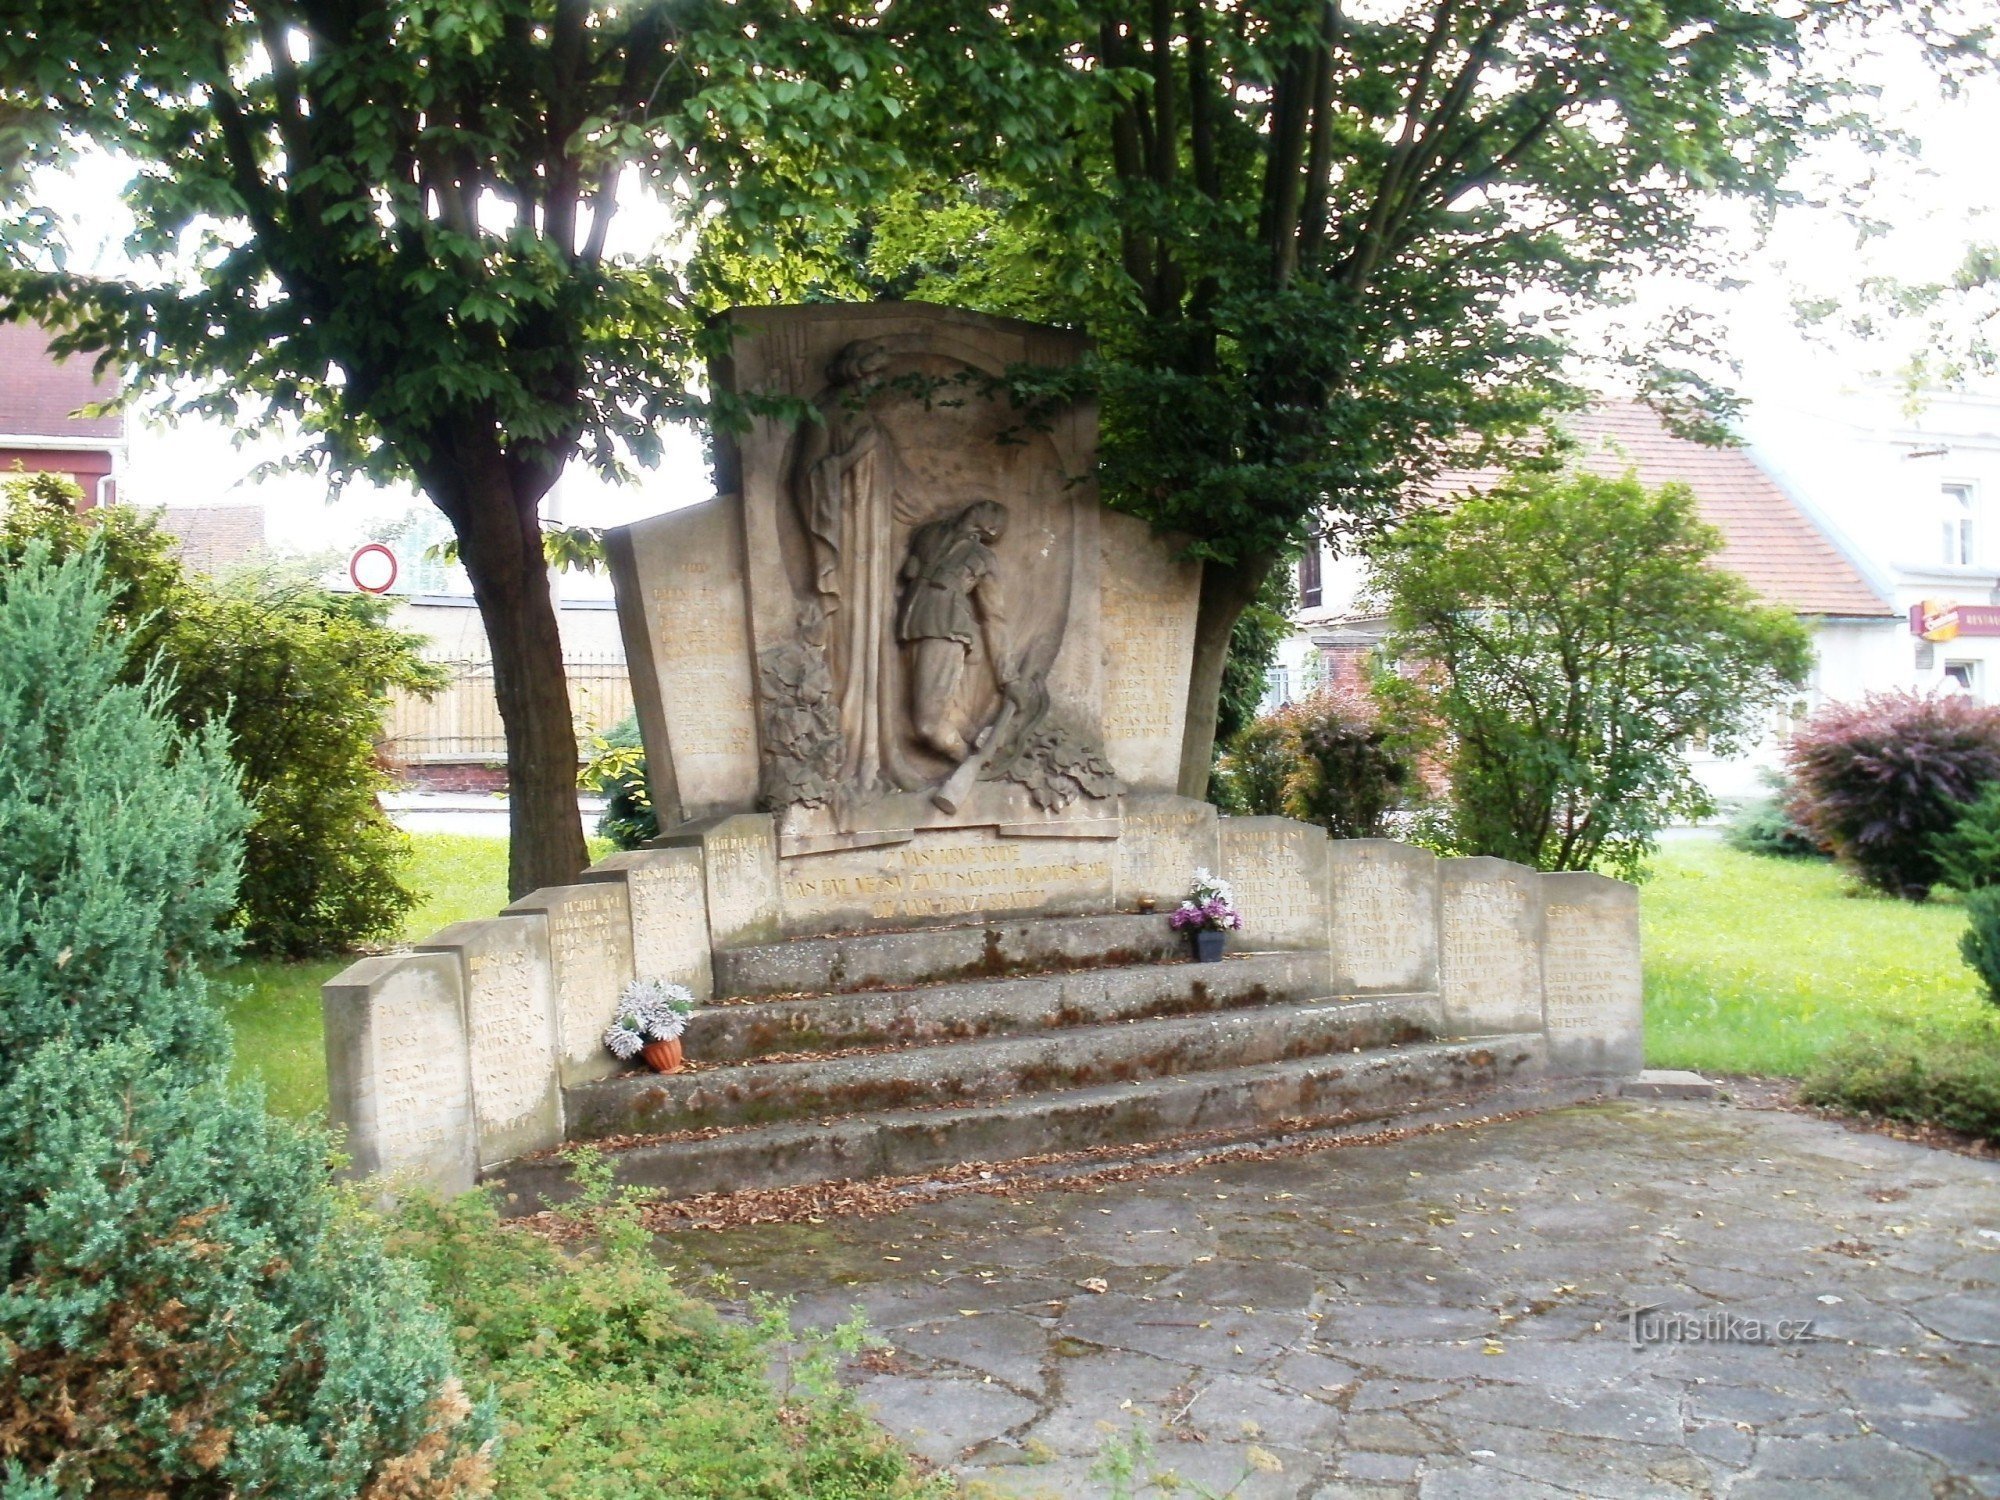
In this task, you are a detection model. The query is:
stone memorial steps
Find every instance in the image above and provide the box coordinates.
[711,912,1190,999]
[565,991,1441,1139]
[492,1031,1550,1210]
[680,948,1329,1063]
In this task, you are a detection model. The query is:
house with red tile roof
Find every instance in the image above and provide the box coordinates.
[1278,401,1904,801]
[0,320,124,505]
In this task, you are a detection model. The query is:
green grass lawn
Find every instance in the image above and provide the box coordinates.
[222,833,511,1119]
[1641,839,1991,1077]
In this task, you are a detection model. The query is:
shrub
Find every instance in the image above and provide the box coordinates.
[0,473,441,955]
[1211,710,1295,816]
[1372,466,1812,878]
[0,542,245,1085]
[1801,1020,2000,1144]
[161,575,443,956]
[1961,887,2000,1006]
[0,550,488,1498]
[386,1186,944,1499]
[1722,770,1825,860]
[585,714,658,850]
[1933,782,2000,893]
[0,1042,493,1498]
[1786,690,2000,900]
[1280,684,1411,839]
[1212,685,1412,838]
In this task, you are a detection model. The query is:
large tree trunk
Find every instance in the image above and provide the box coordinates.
[421,445,591,900]
[1177,551,1278,801]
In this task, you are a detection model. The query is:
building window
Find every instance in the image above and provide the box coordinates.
[1942,482,1977,566]
[1261,666,1292,713]
[1945,660,1980,697]
[1297,545,1322,609]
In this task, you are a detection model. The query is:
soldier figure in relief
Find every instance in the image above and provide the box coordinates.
[896,500,1027,760]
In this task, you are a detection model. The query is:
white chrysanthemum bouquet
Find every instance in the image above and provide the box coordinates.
[602,977,696,1062]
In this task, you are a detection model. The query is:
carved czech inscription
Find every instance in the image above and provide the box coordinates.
[1437,859,1543,1035]
[1329,841,1437,993]
[1539,872,1644,1073]
[1218,817,1330,950]
[781,828,1114,930]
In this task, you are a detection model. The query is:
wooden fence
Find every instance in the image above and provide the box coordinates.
[384,655,635,764]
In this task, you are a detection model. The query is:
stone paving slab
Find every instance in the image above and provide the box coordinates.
[657,1100,2000,1498]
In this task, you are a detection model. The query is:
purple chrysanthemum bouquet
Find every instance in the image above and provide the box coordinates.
[1167,867,1243,933]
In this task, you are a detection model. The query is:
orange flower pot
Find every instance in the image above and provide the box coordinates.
[641,1037,684,1074]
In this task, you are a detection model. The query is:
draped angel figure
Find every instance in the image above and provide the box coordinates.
[790,339,933,796]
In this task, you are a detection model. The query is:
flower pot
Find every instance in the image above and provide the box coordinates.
[1191,929,1227,964]
[641,1037,684,1074]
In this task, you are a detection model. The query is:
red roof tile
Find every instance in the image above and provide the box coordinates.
[1432,402,1891,619]
[0,320,122,441]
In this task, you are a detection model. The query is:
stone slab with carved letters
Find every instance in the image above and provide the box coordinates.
[323,951,477,1195]
[1539,872,1644,1074]
[1436,858,1546,1036]
[1328,840,1439,994]
[582,847,714,1000]
[506,881,637,1087]
[416,915,564,1167]
[1115,794,1221,912]
[1217,817,1332,951]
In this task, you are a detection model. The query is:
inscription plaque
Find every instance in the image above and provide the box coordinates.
[1328,840,1438,993]
[1218,817,1330,950]
[662,812,783,948]
[606,496,759,821]
[1098,511,1199,790]
[323,951,476,1195]
[507,881,637,1086]
[583,847,715,1000]
[1438,857,1545,1035]
[1114,794,1221,910]
[1539,871,1644,1074]
[781,826,1116,933]
[417,915,564,1166]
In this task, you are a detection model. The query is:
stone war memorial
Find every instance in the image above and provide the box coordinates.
[323,303,1643,1203]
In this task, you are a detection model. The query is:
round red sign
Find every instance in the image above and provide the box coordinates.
[349,542,399,595]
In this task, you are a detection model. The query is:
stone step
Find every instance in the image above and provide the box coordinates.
[681,950,1332,1063]
[712,912,1189,999]
[569,992,1441,1139]
[493,1033,1548,1210]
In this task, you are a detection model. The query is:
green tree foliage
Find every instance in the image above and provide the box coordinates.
[1,474,441,957]
[1786,691,2000,900]
[1960,889,2000,1008]
[1933,783,2000,893]
[1372,468,1811,878]
[0,549,490,1499]
[0,0,1069,898]
[718,0,1900,794]
[1722,769,1827,861]
[0,541,244,1083]
[1214,685,1412,838]
[583,715,658,853]
[1215,564,1295,754]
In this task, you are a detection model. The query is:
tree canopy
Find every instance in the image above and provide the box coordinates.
[707,0,1922,792]
[1370,465,1813,877]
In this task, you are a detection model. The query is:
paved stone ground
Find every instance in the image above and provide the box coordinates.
[657,1100,2000,1498]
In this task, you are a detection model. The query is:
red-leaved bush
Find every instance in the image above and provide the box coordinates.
[1786,691,2000,900]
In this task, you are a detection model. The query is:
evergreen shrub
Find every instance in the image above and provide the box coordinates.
[0,547,490,1498]
[1722,771,1825,860]
[0,542,244,1083]
[1801,1020,2000,1144]
[0,1042,493,1498]
[1,473,440,955]
[1786,690,2000,900]
[1932,782,2000,893]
